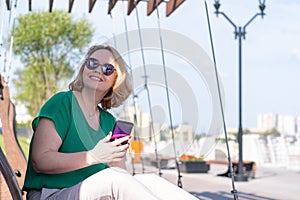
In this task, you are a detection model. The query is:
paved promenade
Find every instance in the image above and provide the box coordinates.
[129,163,300,200]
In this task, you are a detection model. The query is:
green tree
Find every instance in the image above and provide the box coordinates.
[12,10,94,116]
[194,134,202,141]
[264,128,281,137]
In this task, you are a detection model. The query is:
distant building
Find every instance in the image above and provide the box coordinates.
[257,113,277,131]
[117,105,195,142]
[296,116,300,134]
[277,114,296,135]
[175,123,194,142]
[117,105,153,142]
[257,113,299,135]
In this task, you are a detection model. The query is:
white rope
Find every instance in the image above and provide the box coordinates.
[134,3,162,176]
[0,0,7,75]
[109,12,118,49]
[4,0,18,83]
[153,0,182,188]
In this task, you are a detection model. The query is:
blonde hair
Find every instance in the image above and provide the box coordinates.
[69,45,132,110]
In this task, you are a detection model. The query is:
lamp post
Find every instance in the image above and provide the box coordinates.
[214,0,266,181]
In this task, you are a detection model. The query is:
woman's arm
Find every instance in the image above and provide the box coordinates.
[31,118,129,174]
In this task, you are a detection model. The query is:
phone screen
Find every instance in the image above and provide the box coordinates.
[110,120,134,143]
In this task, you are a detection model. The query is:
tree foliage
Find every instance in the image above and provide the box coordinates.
[263,128,281,137]
[12,10,94,116]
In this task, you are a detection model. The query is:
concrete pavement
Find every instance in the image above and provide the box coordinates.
[128,163,300,200]
[162,164,300,200]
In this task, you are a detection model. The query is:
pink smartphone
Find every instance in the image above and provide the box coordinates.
[110,120,134,144]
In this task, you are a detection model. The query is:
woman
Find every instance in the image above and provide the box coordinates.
[23,45,198,200]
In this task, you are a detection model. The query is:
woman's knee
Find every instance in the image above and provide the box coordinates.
[81,168,134,192]
[80,168,151,199]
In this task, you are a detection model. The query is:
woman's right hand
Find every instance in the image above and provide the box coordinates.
[88,132,130,165]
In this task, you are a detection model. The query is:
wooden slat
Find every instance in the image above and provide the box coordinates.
[29,0,32,11]
[127,0,141,15]
[108,0,118,14]
[49,0,54,12]
[69,0,75,13]
[127,0,135,15]
[89,0,97,13]
[6,0,10,10]
[147,0,163,16]
[166,0,185,17]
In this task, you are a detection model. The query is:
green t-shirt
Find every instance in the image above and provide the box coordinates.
[23,90,116,191]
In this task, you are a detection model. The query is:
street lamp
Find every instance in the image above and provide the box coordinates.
[214,0,266,181]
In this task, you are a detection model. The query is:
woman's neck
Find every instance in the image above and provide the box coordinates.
[78,89,100,118]
[75,89,102,130]
[81,88,104,107]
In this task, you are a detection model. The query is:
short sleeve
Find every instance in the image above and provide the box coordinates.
[32,91,72,140]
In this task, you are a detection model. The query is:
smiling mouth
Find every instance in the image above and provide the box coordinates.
[89,74,103,82]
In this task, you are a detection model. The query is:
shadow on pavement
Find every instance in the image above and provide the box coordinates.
[190,191,278,200]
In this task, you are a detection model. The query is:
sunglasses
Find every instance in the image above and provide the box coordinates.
[85,57,116,76]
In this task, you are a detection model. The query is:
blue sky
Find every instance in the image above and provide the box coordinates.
[209,0,300,129]
[2,0,300,131]
[202,1,298,130]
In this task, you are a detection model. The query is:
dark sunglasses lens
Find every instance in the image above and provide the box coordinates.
[102,64,115,76]
[86,58,99,69]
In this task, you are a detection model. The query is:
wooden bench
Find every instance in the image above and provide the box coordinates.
[0,74,27,199]
[206,160,256,179]
[0,147,23,200]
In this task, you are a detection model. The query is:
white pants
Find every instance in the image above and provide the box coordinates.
[27,167,199,200]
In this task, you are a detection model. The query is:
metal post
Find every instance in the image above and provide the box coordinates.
[214,0,266,182]
[235,26,248,181]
